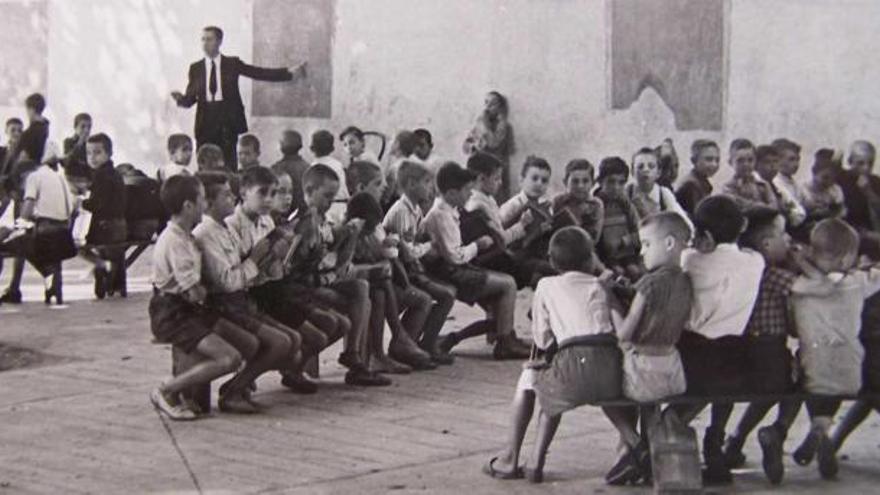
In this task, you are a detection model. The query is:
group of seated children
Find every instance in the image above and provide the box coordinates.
[482,138,880,488]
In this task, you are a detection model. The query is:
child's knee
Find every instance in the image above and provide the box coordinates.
[220,350,243,373]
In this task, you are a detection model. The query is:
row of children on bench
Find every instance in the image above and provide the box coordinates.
[483,196,880,487]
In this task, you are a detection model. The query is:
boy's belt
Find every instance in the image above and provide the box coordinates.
[557,333,618,351]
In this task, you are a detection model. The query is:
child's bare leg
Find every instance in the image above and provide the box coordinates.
[213,318,260,360]
[307,307,343,345]
[394,284,431,341]
[603,406,641,450]
[478,271,517,337]
[221,324,293,398]
[413,277,456,355]
[318,280,371,367]
[491,381,536,475]
[161,334,242,396]
[384,282,433,368]
[529,410,562,480]
[831,399,873,452]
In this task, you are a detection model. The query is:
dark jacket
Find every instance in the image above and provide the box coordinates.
[839,169,880,232]
[83,161,126,222]
[14,118,49,165]
[176,55,292,141]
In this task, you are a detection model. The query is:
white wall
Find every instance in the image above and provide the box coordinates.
[1,0,879,191]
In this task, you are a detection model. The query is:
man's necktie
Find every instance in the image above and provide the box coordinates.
[209,60,218,101]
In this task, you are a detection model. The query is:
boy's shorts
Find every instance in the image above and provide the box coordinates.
[149,291,217,353]
[423,259,488,305]
[208,291,271,335]
[678,331,747,396]
[746,335,795,394]
[249,279,312,328]
[622,345,686,402]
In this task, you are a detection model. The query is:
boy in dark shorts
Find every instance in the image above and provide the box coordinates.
[148,175,255,420]
[423,161,529,359]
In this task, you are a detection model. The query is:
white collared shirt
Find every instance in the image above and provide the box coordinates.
[466,188,525,244]
[422,196,478,265]
[383,194,433,259]
[683,243,765,339]
[531,271,615,350]
[193,215,260,294]
[204,55,223,102]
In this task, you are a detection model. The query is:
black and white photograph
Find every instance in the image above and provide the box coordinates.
[2,0,880,493]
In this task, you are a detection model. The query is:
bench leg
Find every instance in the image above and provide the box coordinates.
[171,346,212,414]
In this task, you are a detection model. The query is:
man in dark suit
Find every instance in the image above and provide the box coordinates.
[171,26,306,171]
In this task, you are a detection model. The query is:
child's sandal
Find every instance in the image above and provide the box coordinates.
[482,456,523,480]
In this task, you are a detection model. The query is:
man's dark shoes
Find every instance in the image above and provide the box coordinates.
[758,426,784,484]
[0,289,22,304]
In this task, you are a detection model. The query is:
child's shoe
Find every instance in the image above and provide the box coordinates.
[493,335,530,360]
[793,431,818,466]
[758,425,784,484]
[702,426,733,485]
[605,449,642,485]
[815,429,838,480]
[0,289,22,304]
[369,354,412,375]
[345,364,392,387]
[150,387,197,421]
[280,373,319,394]
[388,338,436,370]
[723,434,747,468]
[218,392,260,414]
[437,333,461,354]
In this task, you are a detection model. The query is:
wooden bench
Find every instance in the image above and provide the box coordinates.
[594,392,880,493]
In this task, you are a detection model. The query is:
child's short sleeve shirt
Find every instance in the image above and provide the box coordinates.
[631,265,693,346]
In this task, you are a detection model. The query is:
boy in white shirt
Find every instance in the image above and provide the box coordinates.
[310,129,348,225]
[157,134,195,182]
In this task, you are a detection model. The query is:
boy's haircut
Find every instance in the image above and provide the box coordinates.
[397,160,431,188]
[755,144,778,162]
[5,117,23,128]
[413,128,433,147]
[849,140,876,162]
[345,191,384,228]
[167,133,192,154]
[549,226,594,272]
[690,139,719,161]
[339,125,364,141]
[115,163,136,176]
[466,151,502,178]
[310,129,335,156]
[303,163,339,191]
[161,174,201,215]
[633,146,659,162]
[564,158,594,183]
[597,156,629,182]
[240,165,277,190]
[436,161,474,194]
[693,195,745,244]
[204,25,223,41]
[197,143,224,168]
[346,159,382,193]
[272,167,292,184]
[392,130,418,157]
[640,211,692,244]
[740,206,783,250]
[280,129,302,155]
[196,171,230,202]
[521,155,551,178]
[729,138,755,154]
[487,90,509,115]
[813,148,842,175]
[771,138,800,155]
[811,218,859,263]
[25,93,46,114]
[65,160,93,181]
[239,133,260,153]
[73,113,92,127]
[86,133,113,156]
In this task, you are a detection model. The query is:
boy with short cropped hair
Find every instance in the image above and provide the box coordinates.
[755,144,806,227]
[158,134,196,181]
[722,139,777,211]
[14,93,49,165]
[802,149,846,223]
[552,159,604,243]
[423,161,530,359]
[340,126,379,165]
[271,130,309,214]
[772,138,806,205]
[148,175,252,419]
[62,113,91,170]
[676,139,720,218]
[197,143,226,172]
[384,160,457,363]
[311,129,348,224]
[626,147,692,230]
[595,157,642,280]
[413,128,434,164]
[0,117,24,177]
[237,133,261,170]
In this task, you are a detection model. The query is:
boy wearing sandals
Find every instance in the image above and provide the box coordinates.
[483,226,622,483]
[148,175,255,419]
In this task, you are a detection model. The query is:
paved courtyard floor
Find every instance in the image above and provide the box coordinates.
[1,255,880,494]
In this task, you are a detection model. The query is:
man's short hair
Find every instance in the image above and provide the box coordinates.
[197,143,224,170]
[203,25,224,41]
[86,133,113,156]
[466,151,502,178]
[771,138,801,155]
[161,174,201,215]
[397,160,432,189]
[740,206,783,251]
[413,128,433,147]
[280,129,303,155]
[549,226,594,272]
[303,163,340,192]
[5,117,23,129]
[564,159,594,183]
[597,156,629,183]
[310,130,335,156]
[435,161,474,194]
[755,144,779,163]
[239,133,260,153]
[640,211,692,244]
[729,138,756,154]
[196,171,230,202]
[690,139,719,162]
[347,160,382,193]
[25,93,46,114]
[167,133,193,154]
[339,126,364,142]
[694,195,745,244]
[521,155,551,178]
[240,165,277,190]
[73,113,92,127]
